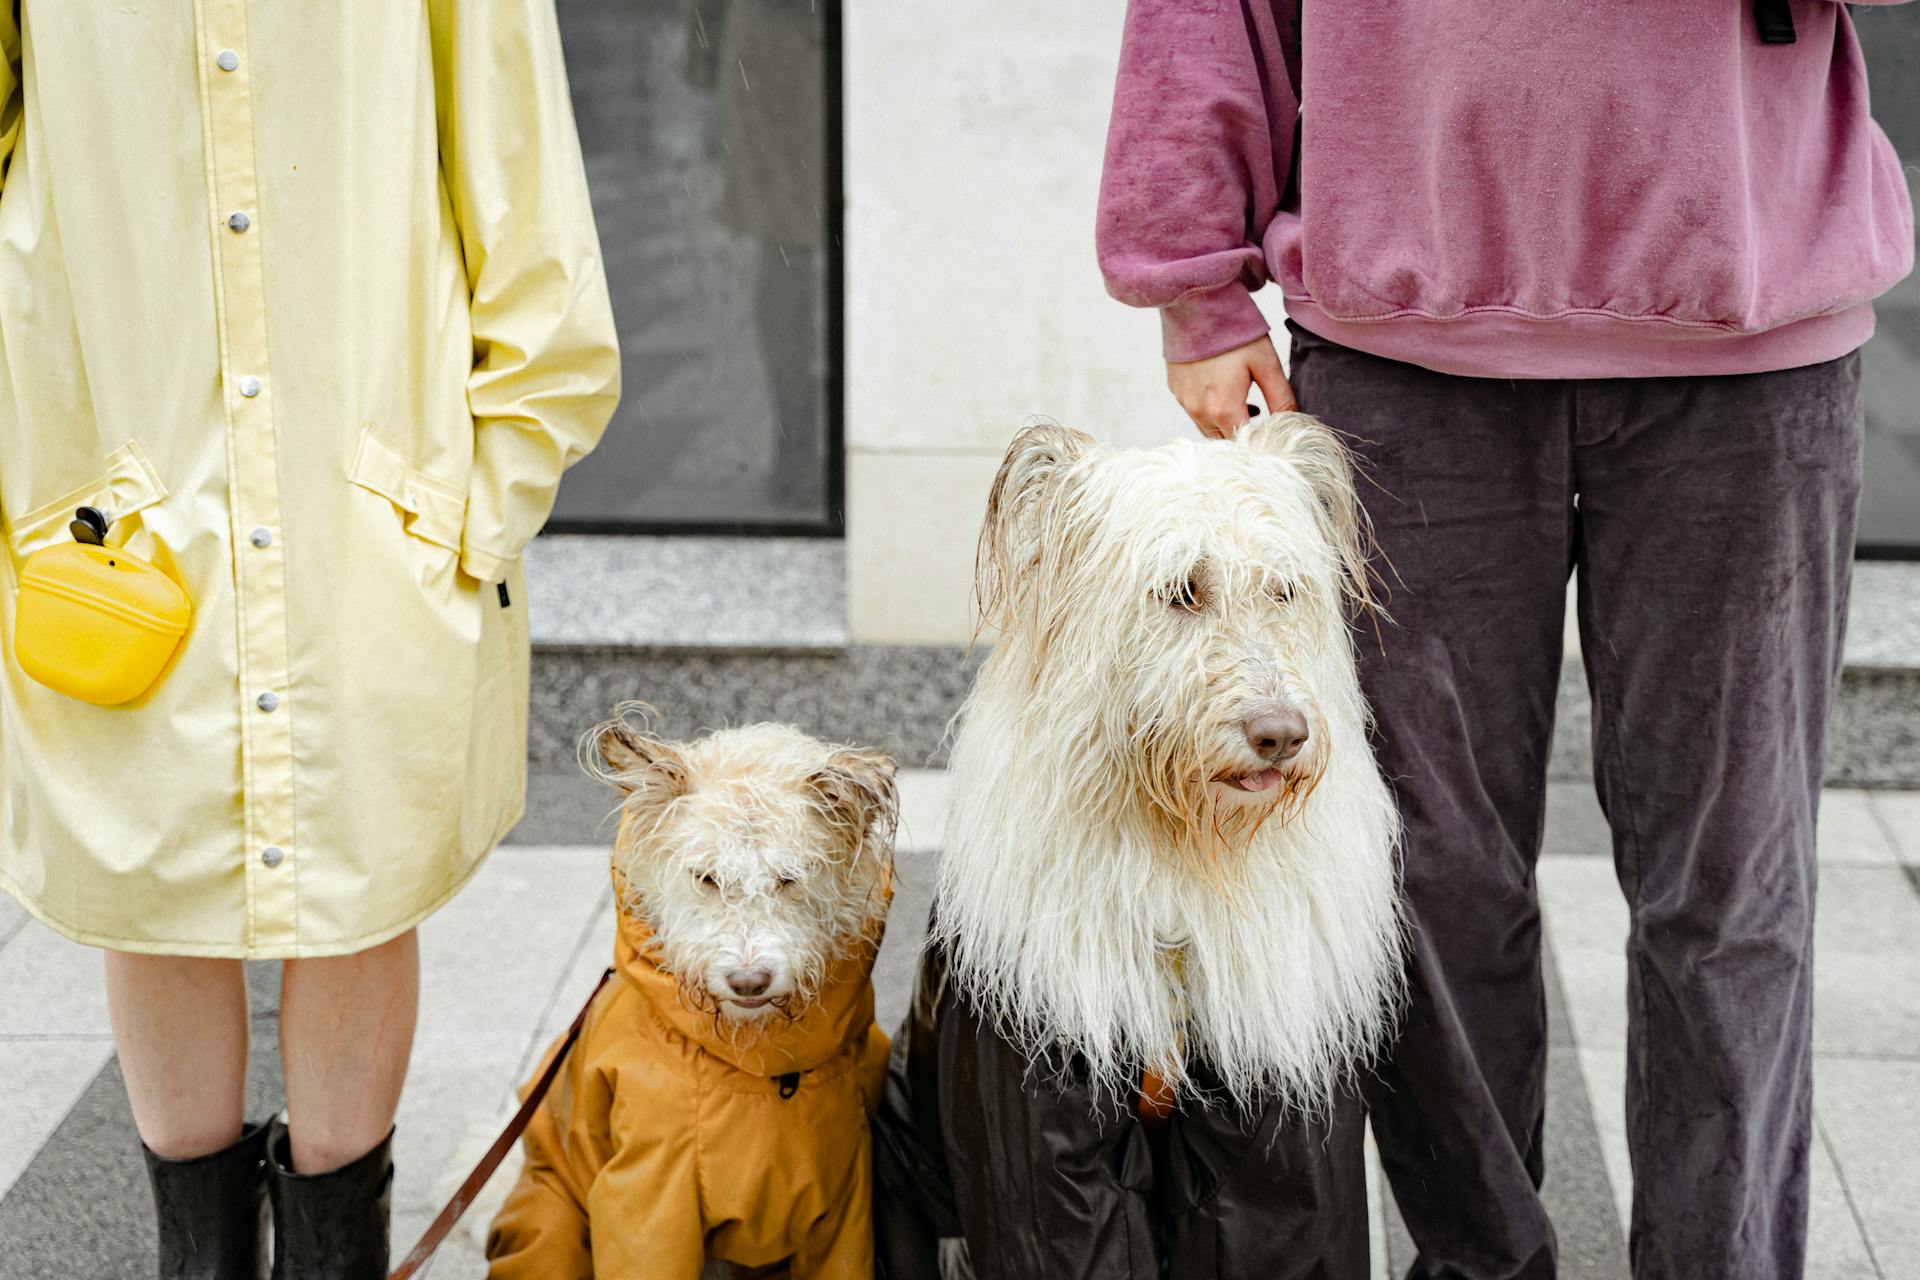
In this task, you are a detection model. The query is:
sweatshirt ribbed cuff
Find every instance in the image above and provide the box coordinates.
[1160,283,1271,364]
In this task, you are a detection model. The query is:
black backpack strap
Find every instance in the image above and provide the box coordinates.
[1755,0,1796,44]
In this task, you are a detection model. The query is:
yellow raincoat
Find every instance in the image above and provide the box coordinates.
[485,900,891,1278]
[0,3,619,957]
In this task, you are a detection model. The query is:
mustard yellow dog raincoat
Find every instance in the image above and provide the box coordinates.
[486,902,891,1278]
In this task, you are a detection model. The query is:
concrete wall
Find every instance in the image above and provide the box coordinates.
[841,1,1284,645]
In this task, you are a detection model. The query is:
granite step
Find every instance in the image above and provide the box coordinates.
[523,538,1920,788]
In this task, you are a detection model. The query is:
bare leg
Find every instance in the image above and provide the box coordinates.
[279,929,419,1175]
[105,953,250,1159]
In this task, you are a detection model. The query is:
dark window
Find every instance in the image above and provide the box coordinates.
[551,0,841,534]
[1856,5,1920,557]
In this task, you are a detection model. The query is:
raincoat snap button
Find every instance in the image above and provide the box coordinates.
[216,49,239,72]
[256,691,279,712]
[227,211,251,233]
[249,526,272,548]
[238,376,262,398]
[261,846,284,868]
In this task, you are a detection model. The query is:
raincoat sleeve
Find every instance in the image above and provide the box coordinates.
[428,0,622,585]
[1095,0,1298,363]
[485,1036,603,1278]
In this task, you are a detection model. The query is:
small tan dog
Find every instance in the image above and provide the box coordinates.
[485,709,898,1279]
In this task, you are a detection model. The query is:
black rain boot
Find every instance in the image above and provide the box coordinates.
[265,1119,393,1280]
[142,1119,272,1280]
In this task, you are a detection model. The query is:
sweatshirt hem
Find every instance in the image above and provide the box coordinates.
[1281,297,1877,379]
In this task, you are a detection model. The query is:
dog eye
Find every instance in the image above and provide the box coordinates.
[1267,581,1294,606]
[1158,576,1205,613]
[694,872,719,892]
[776,876,797,891]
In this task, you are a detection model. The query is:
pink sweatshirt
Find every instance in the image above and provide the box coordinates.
[1098,1,1915,378]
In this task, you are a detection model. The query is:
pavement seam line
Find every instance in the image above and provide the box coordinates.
[1861,793,1906,865]
[0,1033,117,1043]
[1815,1112,1885,1279]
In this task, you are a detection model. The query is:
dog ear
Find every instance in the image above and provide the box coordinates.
[806,747,899,864]
[1238,412,1380,614]
[975,422,1096,641]
[580,702,688,804]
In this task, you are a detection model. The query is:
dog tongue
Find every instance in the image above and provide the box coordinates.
[1238,769,1284,793]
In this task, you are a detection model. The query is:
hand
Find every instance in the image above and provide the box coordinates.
[1166,335,1296,439]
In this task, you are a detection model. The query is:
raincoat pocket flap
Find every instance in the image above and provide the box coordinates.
[349,426,467,554]
[5,441,169,561]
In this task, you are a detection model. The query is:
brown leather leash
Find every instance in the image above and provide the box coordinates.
[390,968,614,1279]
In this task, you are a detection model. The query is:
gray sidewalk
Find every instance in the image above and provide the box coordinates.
[1,778,1915,1278]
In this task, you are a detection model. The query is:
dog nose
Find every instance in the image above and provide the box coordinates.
[726,968,773,999]
[1244,706,1309,762]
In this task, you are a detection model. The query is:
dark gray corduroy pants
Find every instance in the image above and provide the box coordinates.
[1288,321,1862,1280]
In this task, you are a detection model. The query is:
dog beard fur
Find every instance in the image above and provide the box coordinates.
[932,415,1405,1114]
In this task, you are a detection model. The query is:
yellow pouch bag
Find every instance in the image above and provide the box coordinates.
[13,507,191,706]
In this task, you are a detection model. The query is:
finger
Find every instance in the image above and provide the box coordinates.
[1250,363,1298,416]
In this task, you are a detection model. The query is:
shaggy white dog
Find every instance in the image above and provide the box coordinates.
[932,413,1404,1111]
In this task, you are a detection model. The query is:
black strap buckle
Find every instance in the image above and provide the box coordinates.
[1755,0,1796,45]
[776,1071,801,1099]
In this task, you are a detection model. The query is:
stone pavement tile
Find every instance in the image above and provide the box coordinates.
[1812,866,1920,1059]
[1553,946,1628,1052]
[0,1039,115,1195]
[1815,1058,1920,1279]
[1379,1187,1417,1279]
[895,768,949,854]
[0,1057,151,1280]
[1819,791,1902,866]
[1805,1121,1883,1280]
[390,844,611,1248]
[1541,858,1630,1052]
[530,891,618,1053]
[400,887,617,1278]
[875,844,938,1034]
[0,919,109,1037]
[1870,791,1920,866]
[1540,971,1632,1280]
[509,769,620,848]
[1542,781,1613,860]
[0,893,26,947]
[1576,1049,1633,1232]
[1362,1124,1389,1280]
